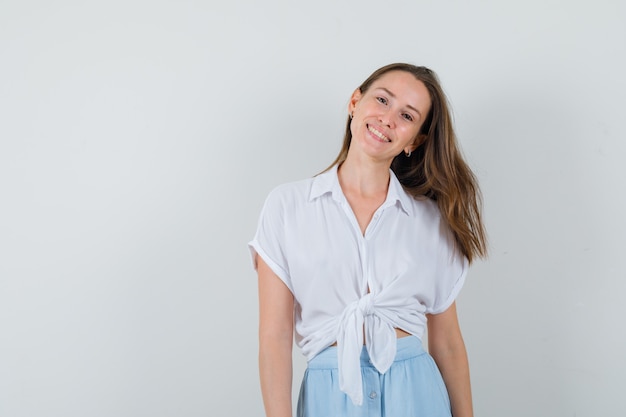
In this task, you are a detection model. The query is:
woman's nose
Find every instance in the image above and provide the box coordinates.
[378,110,394,128]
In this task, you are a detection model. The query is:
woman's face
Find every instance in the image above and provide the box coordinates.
[348,70,431,165]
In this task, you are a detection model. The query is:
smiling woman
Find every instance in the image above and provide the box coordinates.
[347,71,431,164]
[328,64,487,262]
[249,63,487,417]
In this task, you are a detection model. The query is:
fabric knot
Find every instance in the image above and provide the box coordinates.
[357,293,374,316]
[336,292,396,406]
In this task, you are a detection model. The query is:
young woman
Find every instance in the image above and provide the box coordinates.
[249,63,487,417]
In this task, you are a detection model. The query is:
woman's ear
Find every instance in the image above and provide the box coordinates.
[348,88,362,115]
[406,134,428,154]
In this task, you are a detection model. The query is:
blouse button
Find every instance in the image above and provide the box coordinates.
[369,391,377,399]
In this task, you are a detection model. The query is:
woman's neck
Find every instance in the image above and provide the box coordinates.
[337,153,391,199]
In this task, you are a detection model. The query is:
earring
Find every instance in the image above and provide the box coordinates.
[405,150,412,157]
[350,112,354,119]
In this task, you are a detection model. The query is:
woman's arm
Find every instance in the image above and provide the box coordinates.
[427,302,473,417]
[257,255,295,417]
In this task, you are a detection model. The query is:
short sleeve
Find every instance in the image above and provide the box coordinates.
[248,188,294,294]
[425,220,469,315]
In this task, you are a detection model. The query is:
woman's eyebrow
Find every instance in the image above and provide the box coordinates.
[376,87,422,118]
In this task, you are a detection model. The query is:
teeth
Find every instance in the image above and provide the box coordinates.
[368,126,390,142]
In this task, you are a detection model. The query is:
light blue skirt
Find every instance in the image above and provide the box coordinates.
[297,336,451,417]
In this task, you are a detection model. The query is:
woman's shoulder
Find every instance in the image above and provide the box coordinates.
[407,194,462,257]
[269,176,315,196]
[262,176,316,208]
[407,193,442,223]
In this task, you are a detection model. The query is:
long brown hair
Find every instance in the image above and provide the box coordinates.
[326,63,487,262]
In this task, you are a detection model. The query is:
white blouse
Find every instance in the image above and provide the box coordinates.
[249,165,468,406]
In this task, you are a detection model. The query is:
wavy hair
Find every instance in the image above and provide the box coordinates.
[326,63,487,262]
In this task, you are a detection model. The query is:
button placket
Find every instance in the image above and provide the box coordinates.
[363,367,382,415]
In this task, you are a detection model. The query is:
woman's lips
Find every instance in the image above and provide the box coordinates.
[367,125,390,142]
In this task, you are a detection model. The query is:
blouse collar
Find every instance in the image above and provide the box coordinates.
[309,164,413,216]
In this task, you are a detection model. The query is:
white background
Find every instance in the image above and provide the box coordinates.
[1,1,625,416]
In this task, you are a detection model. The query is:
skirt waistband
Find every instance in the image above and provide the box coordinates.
[307,336,425,369]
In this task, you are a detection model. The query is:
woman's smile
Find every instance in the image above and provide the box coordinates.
[367,125,391,143]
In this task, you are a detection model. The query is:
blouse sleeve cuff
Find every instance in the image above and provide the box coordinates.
[248,240,294,294]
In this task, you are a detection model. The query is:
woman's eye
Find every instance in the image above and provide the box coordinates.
[376,97,388,105]
[402,113,414,122]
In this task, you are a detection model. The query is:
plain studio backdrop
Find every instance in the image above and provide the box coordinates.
[1,1,625,416]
